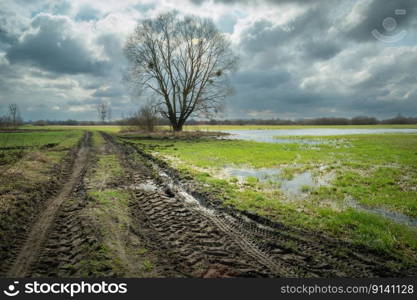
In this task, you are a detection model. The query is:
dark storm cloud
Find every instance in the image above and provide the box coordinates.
[226,84,339,119]
[224,0,416,119]
[0,5,23,48]
[6,14,109,75]
[299,39,341,60]
[345,0,417,42]
[239,19,286,54]
[348,96,417,117]
[238,4,340,64]
[233,69,291,89]
[0,30,15,49]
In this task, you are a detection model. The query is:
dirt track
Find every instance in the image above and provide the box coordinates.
[2,132,416,277]
[6,133,91,277]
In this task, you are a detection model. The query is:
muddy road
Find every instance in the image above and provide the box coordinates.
[5,133,91,277]
[1,131,415,277]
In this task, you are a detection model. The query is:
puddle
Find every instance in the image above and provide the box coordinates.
[135,181,158,192]
[132,172,207,208]
[156,168,211,209]
[220,129,417,144]
[225,167,281,182]
[346,197,417,228]
[280,172,315,195]
[225,167,330,197]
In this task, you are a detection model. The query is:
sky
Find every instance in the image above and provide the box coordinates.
[0,0,416,121]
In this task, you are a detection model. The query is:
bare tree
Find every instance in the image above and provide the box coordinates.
[8,104,20,127]
[96,102,109,124]
[133,101,159,132]
[124,12,238,131]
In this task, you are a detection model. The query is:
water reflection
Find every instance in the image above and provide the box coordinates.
[221,128,417,144]
[224,167,328,197]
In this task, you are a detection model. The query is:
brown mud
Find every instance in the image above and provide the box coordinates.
[6,133,91,277]
[0,133,85,276]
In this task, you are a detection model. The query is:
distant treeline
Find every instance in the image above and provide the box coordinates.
[21,114,417,126]
[186,114,417,126]
[25,118,171,126]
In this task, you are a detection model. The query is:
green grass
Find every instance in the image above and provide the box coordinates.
[141,260,154,272]
[0,130,83,149]
[0,129,84,236]
[123,132,417,263]
[89,189,130,206]
[91,131,106,148]
[88,132,124,188]
[130,134,417,215]
[0,130,83,166]
[131,139,317,168]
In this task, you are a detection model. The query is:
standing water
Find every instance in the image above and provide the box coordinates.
[346,197,417,228]
[220,128,417,144]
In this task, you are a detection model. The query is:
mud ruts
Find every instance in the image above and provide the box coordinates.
[0,133,86,276]
[109,133,416,277]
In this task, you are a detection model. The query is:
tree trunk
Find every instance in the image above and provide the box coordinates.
[169,115,184,132]
[172,123,183,132]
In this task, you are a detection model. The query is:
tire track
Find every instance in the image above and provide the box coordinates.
[104,133,294,277]
[32,132,176,278]
[7,132,91,277]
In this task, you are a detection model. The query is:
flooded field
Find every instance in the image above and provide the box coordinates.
[133,127,417,268]
[221,128,417,143]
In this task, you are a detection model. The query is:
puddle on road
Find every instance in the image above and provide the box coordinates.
[135,181,158,192]
[346,197,417,228]
[156,168,213,212]
[224,167,330,197]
